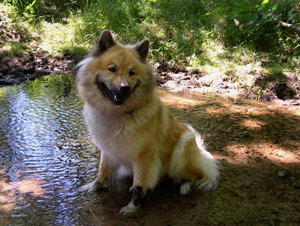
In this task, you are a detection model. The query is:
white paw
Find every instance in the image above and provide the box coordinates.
[195,179,217,191]
[119,200,139,215]
[79,179,99,193]
[180,182,191,196]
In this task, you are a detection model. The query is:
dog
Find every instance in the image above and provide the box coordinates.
[76,30,220,214]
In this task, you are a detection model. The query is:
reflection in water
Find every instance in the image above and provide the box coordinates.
[0,75,101,225]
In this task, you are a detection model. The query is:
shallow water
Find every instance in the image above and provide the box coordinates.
[0,75,102,225]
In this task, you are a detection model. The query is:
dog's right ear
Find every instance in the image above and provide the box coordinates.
[93,29,115,56]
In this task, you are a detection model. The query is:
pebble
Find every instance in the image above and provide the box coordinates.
[271,208,280,215]
[277,171,288,178]
[164,80,177,89]
[268,219,276,226]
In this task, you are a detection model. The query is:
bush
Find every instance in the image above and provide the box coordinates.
[2,0,300,69]
[210,0,300,55]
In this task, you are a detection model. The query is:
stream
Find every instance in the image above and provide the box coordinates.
[0,75,102,225]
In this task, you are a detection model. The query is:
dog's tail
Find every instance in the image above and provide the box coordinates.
[187,124,220,190]
[169,124,220,190]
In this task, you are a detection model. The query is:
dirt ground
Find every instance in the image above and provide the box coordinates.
[0,52,74,86]
[155,64,300,106]
[1,53,300,225]
[77,89,300,226]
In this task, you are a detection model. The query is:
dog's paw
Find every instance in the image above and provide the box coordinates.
[119,200,139,215]
[79,179,100,193]
[180,181,192,196]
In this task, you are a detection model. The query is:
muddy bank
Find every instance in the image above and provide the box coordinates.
[0,52,74,86]
[155,63,300,105]
[1,53,299,105]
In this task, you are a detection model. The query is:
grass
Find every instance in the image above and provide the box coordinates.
[2,41,27,56]
[0,0,299,91]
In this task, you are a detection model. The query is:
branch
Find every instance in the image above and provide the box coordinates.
[278,20,300,36]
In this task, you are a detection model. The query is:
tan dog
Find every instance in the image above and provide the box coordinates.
[76,30,219,214]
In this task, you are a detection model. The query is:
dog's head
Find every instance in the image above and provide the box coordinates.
[76,30,155,108]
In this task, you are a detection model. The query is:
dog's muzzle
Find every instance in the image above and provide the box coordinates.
[98,81,131,105]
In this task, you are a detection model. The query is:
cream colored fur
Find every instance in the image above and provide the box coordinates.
[76,30,220,214]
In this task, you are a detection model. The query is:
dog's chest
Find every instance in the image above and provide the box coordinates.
[84,106,145,162]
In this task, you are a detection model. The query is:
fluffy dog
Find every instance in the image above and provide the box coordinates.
[76,30,219,214]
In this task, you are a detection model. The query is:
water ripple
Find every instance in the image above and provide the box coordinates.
[0,75,100,225]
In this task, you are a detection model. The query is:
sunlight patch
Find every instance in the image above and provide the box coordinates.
[266,148,300,164]
[242,119,266,129]
[0,202,15,212]
[224,143,300,165]
[158,88,205,108]
[0,178,45,213]
[205,107,225,115]
[15,178,45,197]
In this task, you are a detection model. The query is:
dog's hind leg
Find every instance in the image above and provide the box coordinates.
[170,127,219,195]
[180,151,219,193]
[184,125,220,191]
[80,150,111,193]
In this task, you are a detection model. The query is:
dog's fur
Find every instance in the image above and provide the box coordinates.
[76,30,219,214]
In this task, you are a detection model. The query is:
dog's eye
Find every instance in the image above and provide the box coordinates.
[108,66,116,72]
[129,70,135,76]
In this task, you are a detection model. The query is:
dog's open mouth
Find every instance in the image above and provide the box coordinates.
[97,81,130,105]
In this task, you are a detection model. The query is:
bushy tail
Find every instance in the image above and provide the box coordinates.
[187,124,220,190]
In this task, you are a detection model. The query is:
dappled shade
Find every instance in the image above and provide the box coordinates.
[0,76,299,225]
[0,177,45,212]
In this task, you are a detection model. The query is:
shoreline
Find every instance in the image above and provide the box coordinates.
[1,52,299,106]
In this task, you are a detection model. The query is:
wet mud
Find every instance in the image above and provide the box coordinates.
[0,52,74,87]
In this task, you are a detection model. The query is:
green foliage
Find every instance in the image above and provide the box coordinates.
[0,41,26,56]
[224,1,278,46]
[2,0,300,70]
[23,0,36,22]
[209,0,300,55]
[3,0,93,21]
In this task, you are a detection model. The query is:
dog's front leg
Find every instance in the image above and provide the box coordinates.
[80,150,111,193]
[120,153,160,214]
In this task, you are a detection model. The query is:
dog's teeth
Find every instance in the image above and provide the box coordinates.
[114,95,118,101]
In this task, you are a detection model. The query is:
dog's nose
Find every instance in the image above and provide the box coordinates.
[119,85,130,96]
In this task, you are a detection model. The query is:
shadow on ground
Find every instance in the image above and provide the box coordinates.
[80,90,300,226]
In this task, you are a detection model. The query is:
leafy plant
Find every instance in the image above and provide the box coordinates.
[23,0,36,22]
[1,0,299,71]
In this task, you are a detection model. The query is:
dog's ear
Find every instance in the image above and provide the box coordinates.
[135,39,150,61]
[93,29,115,56]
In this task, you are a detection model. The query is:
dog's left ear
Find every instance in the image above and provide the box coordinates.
[93,29,115,56]
[135,39,150,61]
